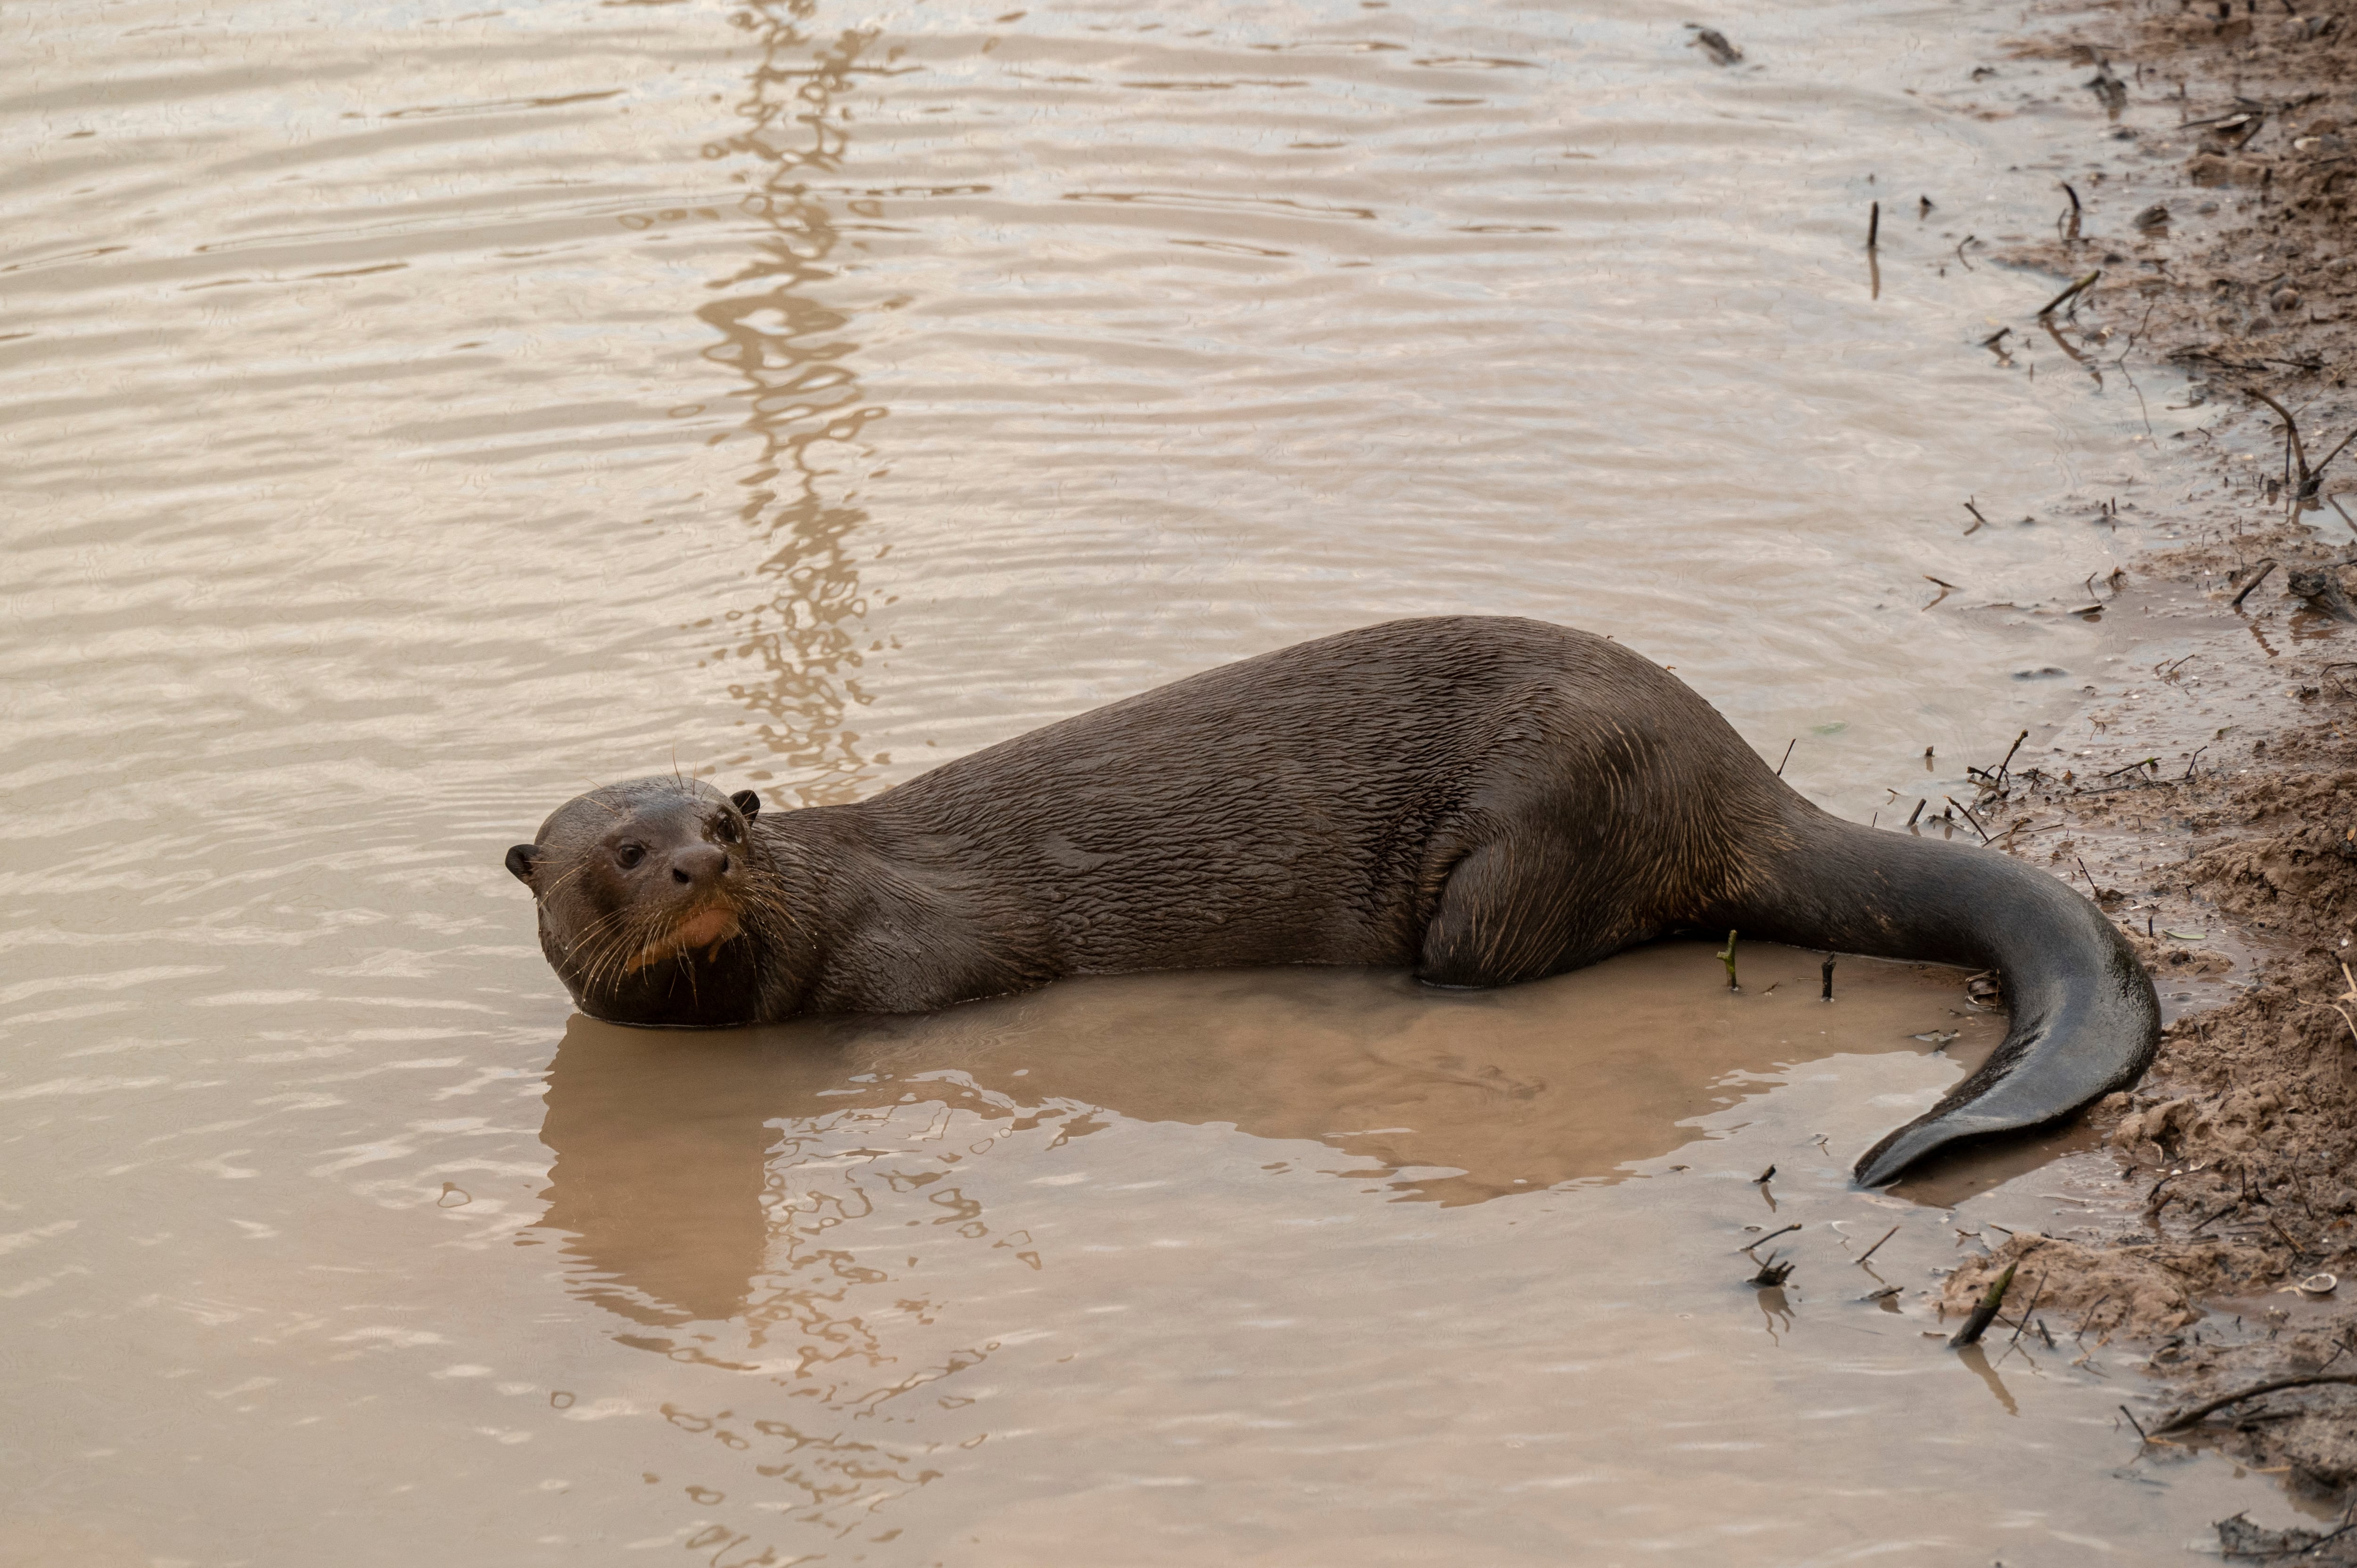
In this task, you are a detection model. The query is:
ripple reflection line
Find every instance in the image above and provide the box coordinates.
[699,0,888,805]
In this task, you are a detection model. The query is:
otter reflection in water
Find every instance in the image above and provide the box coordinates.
[534,944,1984,1329]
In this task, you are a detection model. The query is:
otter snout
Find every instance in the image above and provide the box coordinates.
[670,843,730,888]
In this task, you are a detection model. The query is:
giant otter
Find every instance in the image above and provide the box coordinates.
[505,616,2158,1185]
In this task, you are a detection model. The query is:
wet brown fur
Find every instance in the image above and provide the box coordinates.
[509,616,2159,1182]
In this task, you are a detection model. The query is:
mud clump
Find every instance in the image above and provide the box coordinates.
[2221,1510,2357,1564]
[1945,1231,2201,1338]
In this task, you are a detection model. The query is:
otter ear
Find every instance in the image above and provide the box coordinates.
[730,789,761,823]
[505,844,542,885]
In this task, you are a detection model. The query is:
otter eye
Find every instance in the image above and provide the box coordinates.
[713,815,739,843]
[616,843,645,870]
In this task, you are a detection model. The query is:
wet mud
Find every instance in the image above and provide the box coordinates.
[1886,0,2357,1514]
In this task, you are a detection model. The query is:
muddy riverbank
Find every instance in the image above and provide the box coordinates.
[1914,0,2357,1515]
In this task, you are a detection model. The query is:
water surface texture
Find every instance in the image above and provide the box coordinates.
[1,0,2267,1562]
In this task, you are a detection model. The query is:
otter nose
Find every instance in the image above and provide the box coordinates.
[669,844,729,887]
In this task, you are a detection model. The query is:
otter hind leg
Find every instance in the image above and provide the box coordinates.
[1413,838,1624,988]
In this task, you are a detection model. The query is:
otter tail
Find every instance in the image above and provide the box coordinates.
[1711,807,2159,1187]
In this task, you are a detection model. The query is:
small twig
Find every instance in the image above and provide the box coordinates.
[2231,558,2278,610]
[1741,1222,1803,1254]
[2238,385,2311,489]
[2187,1200,2238,1235]
[1718,929,1740,990]
[1776,738,1796,776]
[1867,199,1880,252]
[1945,796,1992,843]
[2153,1373,2357,1434]
[1963,498,1989,534]
[1955,233,1978,270]
[1855,1223,1901,1265]
[2267,1214,2308,1258]
[2074,780,2181,798]
[2009,1269,2051,1346]
[2037,269,2102,318]
[2309,427,2357,497]
[2077,1293,2113,1344]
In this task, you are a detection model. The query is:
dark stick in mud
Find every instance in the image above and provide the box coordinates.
[1776,738,1796,776]
[1950,1261,2018,1348]
[2077,1293,2112,1345]
[2153,1373,2357,1434]
[2239,385,2310,492]
[2037,269,2102,318]
[2230,558,2278,610]
[1821,952,1836,999]
[2234,386,2357,501]
[2008,1269,2050,1346]
[1717,929,1739,990]
[1867,199,1880,251]
[2316,428,2357,496]
[1741,1222,1803,1254]
[1856,1223,1901,1265]
[2186,1200,2237,1236]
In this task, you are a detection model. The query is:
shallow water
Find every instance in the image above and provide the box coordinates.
[0,0,2281,1560]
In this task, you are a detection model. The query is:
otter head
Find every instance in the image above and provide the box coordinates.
[505,777,769,1026]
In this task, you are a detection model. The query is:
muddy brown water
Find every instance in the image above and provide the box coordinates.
[0,0,2307,1561]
